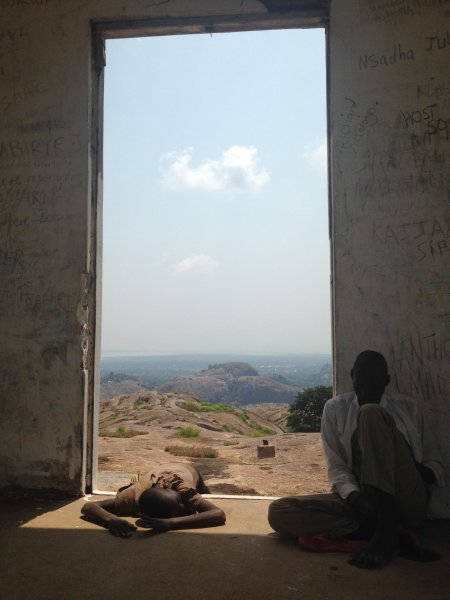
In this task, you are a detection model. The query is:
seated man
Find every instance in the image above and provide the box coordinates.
[268,350,444,569]
[82,461,225,537]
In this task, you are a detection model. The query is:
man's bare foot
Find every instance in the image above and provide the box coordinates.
[349,529,398,569]
[398,532,440,562]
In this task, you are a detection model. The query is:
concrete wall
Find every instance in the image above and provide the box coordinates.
[0,0,325,494]
[330,0,450,516]
[0,1,448,509]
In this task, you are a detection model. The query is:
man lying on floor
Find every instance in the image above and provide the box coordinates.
[82,462,225,537]
[268,350,445,569]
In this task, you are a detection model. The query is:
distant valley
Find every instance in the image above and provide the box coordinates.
[100,353,332,403]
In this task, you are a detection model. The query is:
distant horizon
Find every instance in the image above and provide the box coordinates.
[101,350,332,358]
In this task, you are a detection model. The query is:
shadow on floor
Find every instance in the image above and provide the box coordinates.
[1,497,449,600]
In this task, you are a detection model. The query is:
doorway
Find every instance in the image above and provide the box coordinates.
[89,20,331,497]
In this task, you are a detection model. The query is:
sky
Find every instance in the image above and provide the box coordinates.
[101,28,330,356]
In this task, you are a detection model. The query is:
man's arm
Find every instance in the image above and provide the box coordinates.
[418,410,445,487]
[81,498,137,537]
[138,497,226,531]
[321,399,359,499]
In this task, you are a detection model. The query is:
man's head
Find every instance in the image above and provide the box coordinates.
[138,487,185,519]
[351,350,390,405]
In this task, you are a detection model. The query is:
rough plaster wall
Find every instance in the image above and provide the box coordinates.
[0,3,95,492]
[330,0,450,516]
[0,0,301,494]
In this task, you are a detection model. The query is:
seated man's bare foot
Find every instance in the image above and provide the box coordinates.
[349,529,398,569]
[398,531,440,562]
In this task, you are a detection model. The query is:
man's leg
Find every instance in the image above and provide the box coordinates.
[356,403,429,528]
[350,404,429,568]
[268,493,361,539]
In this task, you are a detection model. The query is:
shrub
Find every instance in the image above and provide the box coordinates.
[287,386,333,433]
[175,426,200,438]
[134,397,151,408]
[164,445,218,459]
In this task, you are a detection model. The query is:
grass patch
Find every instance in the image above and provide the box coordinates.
[224,439,239,446]
[222,424,240,434]
[246,422,276,437]
[134,397,152,409]
[99,426,146,438]
[165,445,218,459]
[240,411,249,422]
[175,426,200,438]
[201,402,235,413]
[178,401,201,412]
[179,401,235,413]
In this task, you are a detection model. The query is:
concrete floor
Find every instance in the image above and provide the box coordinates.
[1,495,449,600]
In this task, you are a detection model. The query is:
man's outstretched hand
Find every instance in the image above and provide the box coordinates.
[108,517,137,538]
[136,516,172,531]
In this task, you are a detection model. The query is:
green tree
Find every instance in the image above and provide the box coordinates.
[287,386,333,432]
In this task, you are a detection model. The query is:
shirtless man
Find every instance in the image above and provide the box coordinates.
[268,350,444,569]
[82,462,225,537]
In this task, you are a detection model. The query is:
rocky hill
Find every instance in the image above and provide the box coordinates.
[100,390,285,437]
[156,361,299,405]
[100,376,148,400]
[97,390,328,496]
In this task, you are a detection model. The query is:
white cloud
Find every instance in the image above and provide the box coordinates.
[161,145,270,192]
[303,138,328,172]
[173,254,219,274]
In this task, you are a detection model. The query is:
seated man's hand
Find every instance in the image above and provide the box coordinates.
[415,463,436,485]
[136,516,172,532]
[108,517,137,538]
[347,491,376,519]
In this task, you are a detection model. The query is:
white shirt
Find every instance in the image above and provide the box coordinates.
[320,391,445,501]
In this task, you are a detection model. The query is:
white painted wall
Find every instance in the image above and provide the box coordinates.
[0,1,448,509]
[330,0,449,516]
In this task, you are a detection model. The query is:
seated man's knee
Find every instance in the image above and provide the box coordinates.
[268,497,287,523]
[359,403,386,416]
[268,497,297,534]
[358,403,391,425]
